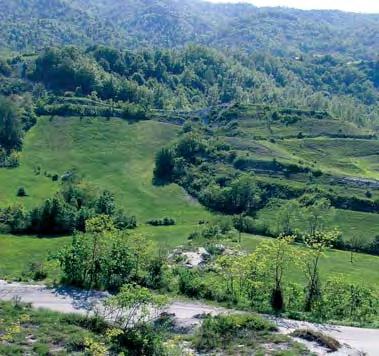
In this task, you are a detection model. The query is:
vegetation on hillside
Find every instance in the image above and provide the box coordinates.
[1,0,378,61]
[0,1,378,352]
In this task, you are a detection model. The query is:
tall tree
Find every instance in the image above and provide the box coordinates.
[0,96,22,151]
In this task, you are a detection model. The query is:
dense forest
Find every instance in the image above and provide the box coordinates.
[1,0,378,60]
[1,45,378,126]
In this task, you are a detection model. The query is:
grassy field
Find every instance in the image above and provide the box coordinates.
[0,116,211,279]
[0,234,70,280]
[238,234,379,287]
[277,138,379,178]
[0,116,210,223]
[256,203,379,245]
[0,115,378,288]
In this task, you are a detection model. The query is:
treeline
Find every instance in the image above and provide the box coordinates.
[1,0,379,61]
[154,132,379,214]
[0,95,36,167]
[0,44,377,128]
[0,180,136,235]
[55,220,378,325]
[176,233,378,324]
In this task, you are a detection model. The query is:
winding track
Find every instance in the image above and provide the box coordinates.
[0,280,378,355]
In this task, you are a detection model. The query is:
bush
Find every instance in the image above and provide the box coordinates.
[147,217,176,226]
[115,325,166,356]
[16,187,27,197]
[22,262,47,281]
[153,148,175,183]
[194,314,277,351]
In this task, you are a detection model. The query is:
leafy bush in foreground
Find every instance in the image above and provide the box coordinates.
[194,314,276,351]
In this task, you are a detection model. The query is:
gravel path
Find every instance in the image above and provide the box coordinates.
[0,280,378,355]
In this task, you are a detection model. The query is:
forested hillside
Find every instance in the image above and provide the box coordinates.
[1,0,378,60]
[1,1,379,354]
[1,45,378,127]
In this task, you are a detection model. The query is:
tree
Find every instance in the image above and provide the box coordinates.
[175,134,207,163]
[229,174,261,214]
[0,205,29,233]
[348,234,366,263]
[255,235,297,313]
[85,215,116,290]
[276,200,300,235]
[302,230,338,312]
[102,284,167,330]
[153,147,175,182]
[0,96,22,151]
[302,198,333,236]
[95,191,116,216]
[56,217,156,290]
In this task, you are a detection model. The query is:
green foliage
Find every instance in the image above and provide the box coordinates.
[321,276,378,323]
[16,187,27,197]
[56,218,159,290]
[103,283,167,329]
[302,230,339,312]
[0,301,110,355]
[1,181,136,235]
[1,0,378,63]
[147,217,176,226]
[194,314,276,351]
[153,148,175,182]
[0,96,22,151]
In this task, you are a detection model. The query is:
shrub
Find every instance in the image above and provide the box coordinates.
[194,314,277,351]
[153,148,175,182]
[16,187,27,197]
[147,217,176,226]
[22,262,47,281]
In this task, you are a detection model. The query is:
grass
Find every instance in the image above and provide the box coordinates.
[0,116,210,223]
[193,313,308,355]
[256,203,379,245]
[0,234,70,281]
[0,301,109,355]
[0,115,210,279]
[0,115,378,289]
[239,234,379,287]
[277,138,379,178]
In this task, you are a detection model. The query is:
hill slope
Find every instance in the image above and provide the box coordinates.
[0,115,378,286]
[0,0,378,59]
[0,115,209,224]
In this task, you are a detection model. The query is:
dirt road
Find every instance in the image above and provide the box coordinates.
[0,280,377,355]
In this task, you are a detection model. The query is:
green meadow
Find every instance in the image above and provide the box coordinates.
[0,116,378,288]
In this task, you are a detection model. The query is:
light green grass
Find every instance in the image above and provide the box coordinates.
[0,116,211,279]
[0,116,210,223]
[257,203,379,245]
[0,116,378,288]
[277,138,379,178]
[239,234,379,287]
[0,234,70,280]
